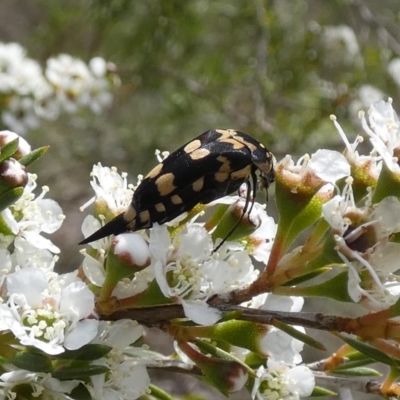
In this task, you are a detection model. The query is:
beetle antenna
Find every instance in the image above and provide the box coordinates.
[212,169,257,253]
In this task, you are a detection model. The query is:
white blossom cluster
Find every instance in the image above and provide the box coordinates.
[80,157,316,398]
[0,42,117,135]
[6,97,400,397]
[325,100,400,310]
[81,163,279,325]
[0,132,149,399]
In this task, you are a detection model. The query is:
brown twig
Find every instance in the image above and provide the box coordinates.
[100,302,348,333]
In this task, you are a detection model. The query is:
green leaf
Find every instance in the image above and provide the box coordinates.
[331,351,375,371]
[59,344,112,361]
[310,386,337,397]
[372,162,400,203]
[201,320,268,357]
[274,182,328,251]
[19,146,49,167]
[204,203,229,231]
[149,384,175,400]
[339,334,400,368]
[195,339,254,375]
[303,233,344,272]
[211,204,257,243]
[272,319,326,350]
[12,351,53,373]
[0,138,19,163]
[52,365,109,380]
[0,186,24,213]
[333,357,375,371]
[243,352,265,369]
[332,367,381,376]
[123,347,166,360]
[69,383,92,400]
[295,271,353,302]
[282,267,331,286]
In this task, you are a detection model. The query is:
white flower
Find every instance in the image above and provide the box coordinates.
[90,57,108,77]
[246,202,277,263]
[12,58,44,97]
[45,54,113,115]
[247,294,305,364]
[0,42,116,133]
[277,149,350,195]
[1,174,64,253]
[0,369,79,400]
[81,214,114,251]
[308,149,351,183]
[360,99,400,174]
[330,114,381,182]
[150,223,220,325]
[88,320,150,400]
[0,42,45,97]
[80,163,134,217]
[87,57,113,114]
[46,54,92,113]
[151,222,257,325]
[323,178,400,309]
[201,240,257,292]
[11,236,57,272]
[252,359,315,400]
[0,268,98,354]
[0,43,27,93]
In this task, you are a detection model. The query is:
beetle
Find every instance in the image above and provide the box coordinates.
[79,129,275,247]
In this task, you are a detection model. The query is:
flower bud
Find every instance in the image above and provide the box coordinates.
[112,233,151,268]
[0,130,31,159]
[212,198,260,243]
[100,233,151,302]
[199,320,270,355]
[179,341,248,395]
[0,158,28,193]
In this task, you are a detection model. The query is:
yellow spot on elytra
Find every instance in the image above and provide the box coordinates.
[215,172,229,182]
[155,202,166,213]
[217,156,231,172]
[216,129,235,139]
[231,165,251,180]
[139,210,150,223]
[145,163,163,179]
[192,177,204,192]
[124,205,137,222]
[184,140,202,154]
[171,194,183,204]
[219,138,245,150]
[155,173,176,196]
[190,148,210,160]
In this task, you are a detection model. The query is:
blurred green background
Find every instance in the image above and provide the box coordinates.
[0,0,399,274]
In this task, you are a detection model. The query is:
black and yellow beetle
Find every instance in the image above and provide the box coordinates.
[79,129,275,246]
